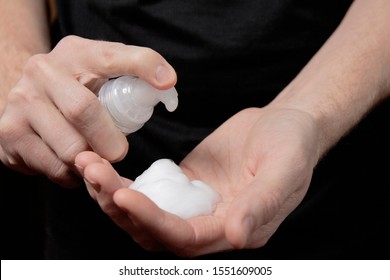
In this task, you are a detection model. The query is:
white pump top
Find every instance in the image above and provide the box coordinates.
[98,76,178,135]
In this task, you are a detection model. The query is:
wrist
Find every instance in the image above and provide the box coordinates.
[270,71,385,160]
[270,89,341,160]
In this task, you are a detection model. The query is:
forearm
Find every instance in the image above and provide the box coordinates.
[272,0,390,159]
[0,0,51,112]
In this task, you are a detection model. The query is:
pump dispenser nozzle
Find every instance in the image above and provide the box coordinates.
[98,76,178,135]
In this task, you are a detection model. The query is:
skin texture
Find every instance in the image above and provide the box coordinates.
[1,0,390,257]
[76,107,318,256]
[0,0,51,113]
[0,35,176,187]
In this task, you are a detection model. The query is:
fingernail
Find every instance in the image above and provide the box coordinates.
[83,178,100,192]
[74,164,84,176]
[155,65,172,84]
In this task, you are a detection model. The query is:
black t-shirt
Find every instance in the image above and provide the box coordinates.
[43,0,389,259]
[55,0,354,128]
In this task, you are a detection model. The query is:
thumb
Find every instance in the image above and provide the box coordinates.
[52,36,177,90]
[225,175,289,250]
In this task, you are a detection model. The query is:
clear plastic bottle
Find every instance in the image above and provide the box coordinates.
[98,76,178,135]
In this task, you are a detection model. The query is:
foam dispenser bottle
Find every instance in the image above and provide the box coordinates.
[98,76,178,135]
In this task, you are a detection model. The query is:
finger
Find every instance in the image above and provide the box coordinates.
[78,152,131,196]
[225,179,275,249]
[76,152,156,244]
[113,188,192,254]
[5,71,94,180]
[18,86,91,165]
[0,105,81,187]
[76,152,165,251]
[22,54,129,162]
[0,145,37,175]
[74,151,104,176]
[225,169,306,250]
[0,127,81,187]
[74,151,105,199]
[54,77,128,162]
[113,188,229,257]
[51,36,177,90]
[78,152,134,230]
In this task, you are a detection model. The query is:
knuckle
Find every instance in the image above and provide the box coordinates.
[47,161,75,185]
[8,84,46,109]
[57,138,89,166]
[97,41,126,72]
[47,160,67,179]
[0,119,16,142]
[56,35,83,50]
[98,44,161,73]
[100,202,117,216]
[64,93,100,125]
[0,115,29,151]
[23,53,50,78]
[132,47,160,67]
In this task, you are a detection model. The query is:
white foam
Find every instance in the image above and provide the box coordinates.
[129,159,221,219]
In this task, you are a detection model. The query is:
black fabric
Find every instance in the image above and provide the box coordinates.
[55,0,353,128]
[27,0,390,259]
[0,165,46,260]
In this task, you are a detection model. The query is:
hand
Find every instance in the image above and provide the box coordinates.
[0,35,176,187]
[76,106,321,257]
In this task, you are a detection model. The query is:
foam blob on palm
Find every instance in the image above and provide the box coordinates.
[129,159,221,219]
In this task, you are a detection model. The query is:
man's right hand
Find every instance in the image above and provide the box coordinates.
[0,35,177,187]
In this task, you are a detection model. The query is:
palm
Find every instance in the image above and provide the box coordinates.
[177,110,263,252]
[81,107,319,257]
[176,107,319,255]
